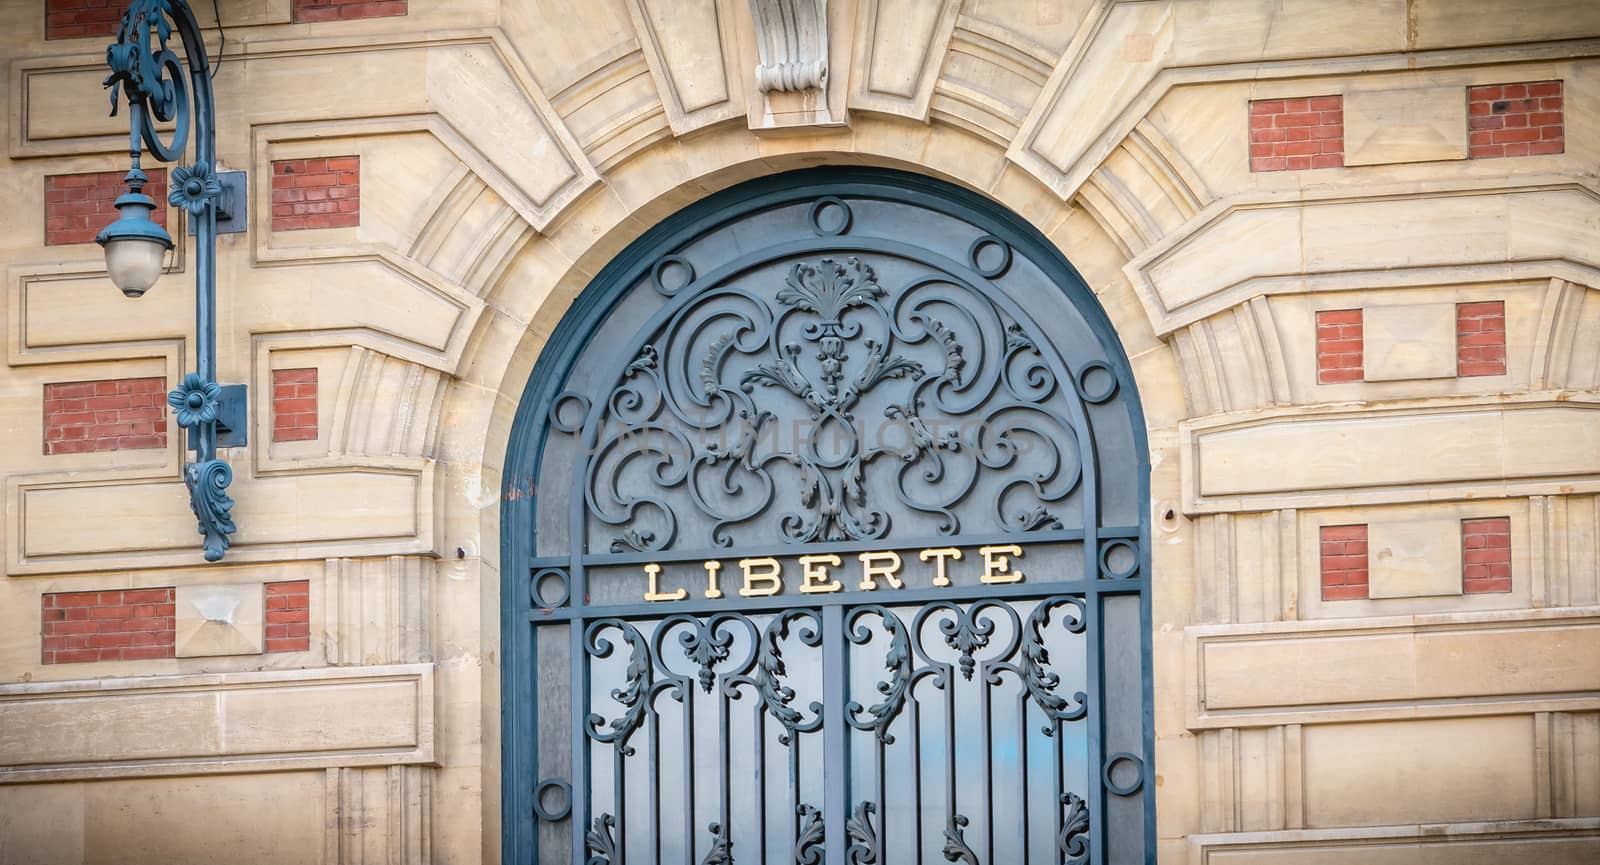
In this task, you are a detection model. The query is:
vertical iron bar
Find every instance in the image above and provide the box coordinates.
[718,678,732,848]
[649,706,661,865]
[1016,691,1029,861]
[1085,588,1105,865]
[821,604,847,864]
[754,701,767,865]
[614,744,626,865]
[571,618,589,865]
[683,688,695,863]
[910,701,923,865]
[981,659,993,865]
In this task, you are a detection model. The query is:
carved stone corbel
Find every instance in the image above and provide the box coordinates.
[748,0,843,129]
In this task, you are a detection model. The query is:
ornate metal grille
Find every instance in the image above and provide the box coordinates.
[503,170,1151,864]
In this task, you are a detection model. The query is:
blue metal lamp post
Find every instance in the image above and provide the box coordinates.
[98,0,242,561]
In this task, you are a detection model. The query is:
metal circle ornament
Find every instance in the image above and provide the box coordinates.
[532,779,573,822]
[1103,751,1145,796]
[1073,360,1119,404]
[968,234,1013,278]
[531,567,571,609]
[1098,538,1139,580]
[649,254,696,296]
[807,195,853,236]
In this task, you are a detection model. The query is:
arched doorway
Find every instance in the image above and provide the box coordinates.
[502,168,1152,864]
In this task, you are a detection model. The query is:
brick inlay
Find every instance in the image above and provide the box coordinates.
[1315,309,1363,384]
[272,368,319,442]
[1468,81,1563,159]
[45,0,126,40]
[46,169,167,246]
[1457,301,1507,377]
[271,157,360,231]
[265,580,311,653]
[1462,517,1512,594]
[42,588,175,664]
[44,377,168,455]
[1320,524,1369,601]
[1249,95,1344,172]
[292,0,407,23]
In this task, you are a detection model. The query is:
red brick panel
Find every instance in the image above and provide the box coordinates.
[1249,95,1344,172]
[46,0,126,40]
[1315,309,1364,384]
[1462,517,1512,594]
[46,169,167,246]
[292,0,407,22]
[272,368,319,442]
[265,580,311,652]
[44,377,168,455]
[1457,300,1507,377]
[42,588,175,664]
[271,157,360,231]
[1320,524,1369,601]
[1468,81,1563,159]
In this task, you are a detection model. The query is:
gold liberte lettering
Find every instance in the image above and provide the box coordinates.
[643,563,688,601]
[703,560,724,599]
[738,557,783,597]
[978,545,1024,584]
[798,554,844,593]
[919,547,962,587]
[858,551,904,590]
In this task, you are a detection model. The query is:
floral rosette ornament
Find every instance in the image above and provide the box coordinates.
[168,162,221,215]
[168,372,220,428]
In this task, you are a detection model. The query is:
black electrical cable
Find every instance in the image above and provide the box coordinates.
[210,0,225,79]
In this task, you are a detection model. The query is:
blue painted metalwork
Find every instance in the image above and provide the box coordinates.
[502,168,1155,863]
[99,0,241,561]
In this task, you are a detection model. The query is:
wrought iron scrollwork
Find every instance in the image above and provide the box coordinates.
[583,620,653,756]
[845,607,914,744]
[576,242,1093,553]
[750,610,824,745]
[941,814,979,864]
[700,822,733,865]
[845,801,880,865]
[1018,596,1089,734]
[584,813,619,865]
[1058,792,1090,865]
[794,804,825,865]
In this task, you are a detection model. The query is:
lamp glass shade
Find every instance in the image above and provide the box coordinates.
[95,191,174,298]
[104,236,170,297]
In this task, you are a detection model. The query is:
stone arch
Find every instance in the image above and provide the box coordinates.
[491,162,1161,862]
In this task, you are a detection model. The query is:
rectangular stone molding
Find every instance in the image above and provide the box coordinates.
[1187,819,1600,864]
[1361,303,1457,381]
[1343,85,1469,166]
[0,664,434,783]
[1366,518,1463,599]
[848,0,961,120]
[1182,401,1600,513]
[1185,608,1600,729]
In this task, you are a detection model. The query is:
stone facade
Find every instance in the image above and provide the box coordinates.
[1,1,1598,862]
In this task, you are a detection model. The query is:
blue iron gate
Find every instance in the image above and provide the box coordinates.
[503,169,1152,864]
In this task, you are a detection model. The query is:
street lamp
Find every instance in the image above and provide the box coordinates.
[98,0,243,562]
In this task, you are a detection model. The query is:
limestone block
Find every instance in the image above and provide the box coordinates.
[1189,821,1600,864]
[1186,609,1600,728]
[1303,716,1537,826]
[849,0,960,119]
[0,771,329,865]
[1185,402,1600,513]
[0,664,433,782]
[628,0,744,134]
[1361,303,1457,381]
[11,466,433,574]
[1366,518,1463,599]
[174,583,265,658]
[1409,0,1600,50]
[1343,86,1469,166]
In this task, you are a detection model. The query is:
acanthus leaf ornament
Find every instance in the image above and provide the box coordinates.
[844,801,880,865]
[940,814,979,864]
[169,372,221,428]
[699,822,733,865]
[584,813,619,865]
[793,804,825,865]
[583,620,653,756]
[184,458,235,563]
[1058,792,1090,865]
